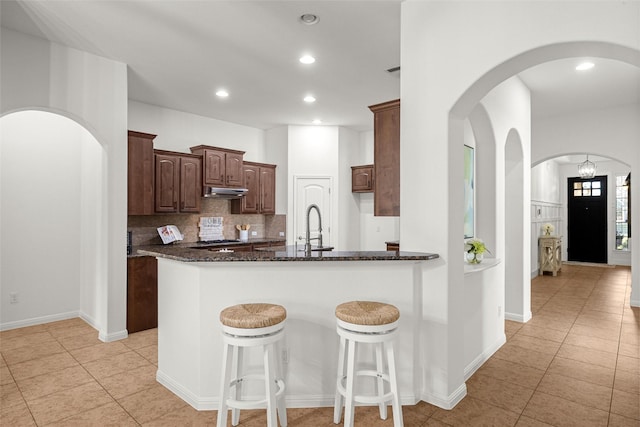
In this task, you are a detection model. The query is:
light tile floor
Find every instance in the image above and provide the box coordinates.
[1,264,638,426]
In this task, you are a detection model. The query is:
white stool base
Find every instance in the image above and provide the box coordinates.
[217,324,287,427]
[333,321,403,427]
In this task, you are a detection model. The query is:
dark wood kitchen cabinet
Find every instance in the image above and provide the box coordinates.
[231,162,276,214]
[351,164,374,192]
[386,241,400,252]
[369,99,400,216]
[154,150,202,213]
[128,131,156,215]
[127,256,157,333]
[190,145,244,189]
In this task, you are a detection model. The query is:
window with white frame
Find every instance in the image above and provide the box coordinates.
[616,174,629,251]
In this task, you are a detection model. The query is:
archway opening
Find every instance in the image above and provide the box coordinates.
[0,110,105,330]
[451,41,640,318]
[532,154,632,270]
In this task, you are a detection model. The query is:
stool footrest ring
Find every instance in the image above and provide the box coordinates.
[336,371,394,405]
[226,377,286,411]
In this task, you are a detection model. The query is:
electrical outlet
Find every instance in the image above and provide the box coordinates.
[282,348,289,363]
[9,292,18,304]
[279,231,285,237]
[251,231,257,236]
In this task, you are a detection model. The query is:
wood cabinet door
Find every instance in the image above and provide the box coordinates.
[226,152,244,187]
[203,149,225,186]
[127,256,158,334]
[241,164,259,213]
[179,156,202,212]
[155,153,180,213]
[128,131,155,215]
[351,165,374,192]
[371,100,400,216]
[260,165,276,214]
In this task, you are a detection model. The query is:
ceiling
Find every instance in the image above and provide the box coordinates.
[1,1,639,132]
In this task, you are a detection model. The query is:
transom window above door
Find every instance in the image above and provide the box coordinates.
[573,180,602,197]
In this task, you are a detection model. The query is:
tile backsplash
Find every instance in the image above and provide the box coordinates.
[128,198,286,245]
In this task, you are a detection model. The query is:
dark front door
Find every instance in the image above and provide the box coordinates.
[568,176,607,263]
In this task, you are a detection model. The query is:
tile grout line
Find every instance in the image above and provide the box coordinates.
[511,267,619,427]
[58,334,149,426]
[513,271,577,427]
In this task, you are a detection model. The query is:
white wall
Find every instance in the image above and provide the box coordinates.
[2,113,77,325]
[287,126,340,248]
[265,126,289,215]
[481,77,532,323]
[401,0,640,408]
[128,101,265,159]
[338,127,361,251]
[533,105,639,269]
[531,160,562,275]
[0,113,103,328]
[356,130,401,251]
[1,28,128,339]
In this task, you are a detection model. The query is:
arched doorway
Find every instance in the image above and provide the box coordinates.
[0,110,105,332]
[451,41,640,320]
[532,154,632,269]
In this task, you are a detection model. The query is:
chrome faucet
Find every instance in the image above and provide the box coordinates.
[305,204,323,254]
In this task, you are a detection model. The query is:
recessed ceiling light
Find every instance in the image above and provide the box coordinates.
[216,89,229,98]
[300,14,319,25]
[576,62,595,71]
[312,119,322,125]
[304,95,316,103]
[300,55,315,64]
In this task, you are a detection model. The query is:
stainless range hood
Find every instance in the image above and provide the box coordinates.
[203,187,248,199]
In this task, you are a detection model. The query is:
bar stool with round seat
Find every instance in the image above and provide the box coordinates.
[333,301,403,427]
[217,303,288,427]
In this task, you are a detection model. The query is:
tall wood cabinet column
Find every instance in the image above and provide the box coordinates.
[127,131,156,215]
[369,99,400,216]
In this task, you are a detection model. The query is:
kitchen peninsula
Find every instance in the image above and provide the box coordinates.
[137,244,439,410]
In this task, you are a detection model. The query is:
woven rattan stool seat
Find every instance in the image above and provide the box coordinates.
[335,301,399,326]
[220,303,286,329]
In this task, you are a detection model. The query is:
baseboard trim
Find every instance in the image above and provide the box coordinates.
[98,329,128,342]
[79,311,99,330]
[464,334,506,380]
[421,382,467,410]
[157,370,213,410]
[0,310,80,331]
[505,311,532,323]
[157,369,418,411]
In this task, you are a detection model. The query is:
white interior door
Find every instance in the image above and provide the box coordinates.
[294,176,332,247]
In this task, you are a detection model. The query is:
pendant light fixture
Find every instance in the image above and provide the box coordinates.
[578,154,596,179]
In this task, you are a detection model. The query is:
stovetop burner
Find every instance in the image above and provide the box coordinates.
[197,239,241,244]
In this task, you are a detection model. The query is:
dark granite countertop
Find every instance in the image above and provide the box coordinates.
[135,243,438,262]
[128,237,286,258]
